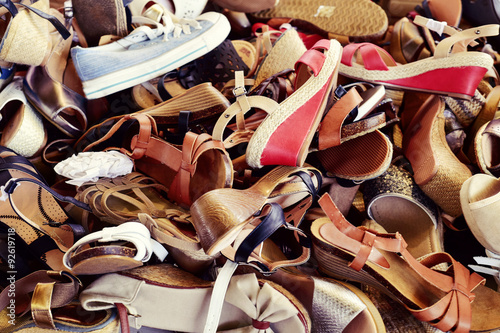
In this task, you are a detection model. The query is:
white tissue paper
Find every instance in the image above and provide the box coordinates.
[54,151,134,186]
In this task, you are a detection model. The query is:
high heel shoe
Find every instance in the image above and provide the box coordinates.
[311,193,500,333]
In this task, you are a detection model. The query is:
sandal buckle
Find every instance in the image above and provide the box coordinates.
[232,85,247,98]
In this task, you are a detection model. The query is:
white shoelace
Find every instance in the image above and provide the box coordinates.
[130,7,201,42]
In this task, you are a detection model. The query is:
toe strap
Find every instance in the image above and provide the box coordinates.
[410,253,485,333]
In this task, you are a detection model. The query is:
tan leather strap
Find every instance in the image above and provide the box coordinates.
[410,253,484,333]
[81,113,158,159]
[318,88,363,150]
[432,22,499,59]
[168,132,232,206]
[138,213,202,253]
[317,193,485,333]
[212,70,279,146]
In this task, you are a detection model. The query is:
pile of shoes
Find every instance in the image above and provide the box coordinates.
[1,0,500,332]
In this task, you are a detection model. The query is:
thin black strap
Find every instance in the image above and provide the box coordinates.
[16,2,71,40]
[234,203,286,266]
[293,169,322,199]
[0,162,46,183]
[4,178,91,212]
[0,0,17,16]
[157,71,177,101]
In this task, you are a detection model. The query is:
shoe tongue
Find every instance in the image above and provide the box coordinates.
[143,4,164,23]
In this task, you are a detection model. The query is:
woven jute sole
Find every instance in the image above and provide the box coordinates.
[251,0,388,42]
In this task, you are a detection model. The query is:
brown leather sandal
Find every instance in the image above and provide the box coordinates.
[311,193,500,333]
[76,113,233,208]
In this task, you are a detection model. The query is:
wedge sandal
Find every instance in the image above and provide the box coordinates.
[340,18,499,99]
[363,163,444,259]
[403,95,472,219]
[214,38,342,169]
[311,193,500,333]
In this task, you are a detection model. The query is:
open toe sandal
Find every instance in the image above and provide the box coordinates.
[23,8,87,138]
[191,165,321,273]
[62,221,167,275]
[76,113,233,208]
[340,17,499,99]
[311,193,500,333]
[76,172,216,273]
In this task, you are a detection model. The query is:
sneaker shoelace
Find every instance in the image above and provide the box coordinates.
[130,7,202,41]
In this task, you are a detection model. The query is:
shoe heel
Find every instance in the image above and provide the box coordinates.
[312,237,388,292]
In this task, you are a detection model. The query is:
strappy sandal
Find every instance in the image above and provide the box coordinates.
[76,113,233,208]
[75,172,215,273]
[75,172,190,226]
[62,222,167,275]
[311,193,500,333]
[23,7,87,138]
[340,18,499,99]
[191,165,321,272]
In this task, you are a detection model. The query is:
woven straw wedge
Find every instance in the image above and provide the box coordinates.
[403,95,472,219]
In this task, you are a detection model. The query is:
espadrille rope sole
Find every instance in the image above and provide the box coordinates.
[340,21,499,99]
[340,52,493,99]
[251,0,388,42]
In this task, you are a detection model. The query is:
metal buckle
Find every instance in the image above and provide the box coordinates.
[232,85,247,98]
